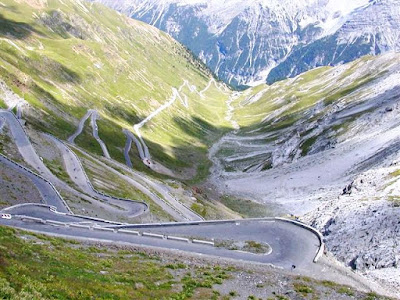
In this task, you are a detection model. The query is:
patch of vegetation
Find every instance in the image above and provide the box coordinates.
[364,292,383,300]
[321,280,337,288]
[172,266,230,299]
[165,263,187,270]
[229,290,238,297]
[300,135,318,156]
[215,239,238,251]
[74,124,103,157]
[388,196,400,207]
[191,201,207,218]
[96,118,126,163]
[215,239,270,255]
[270,295,289,300]
[243,241,271,254]
[0,226,234,299]
[187,158,213,185]
[42,157,72,185]
[220,195,273,218]
[0,98,7,108]
[389,169,400,177]
[338,286,355,296]
[293,282,314,296]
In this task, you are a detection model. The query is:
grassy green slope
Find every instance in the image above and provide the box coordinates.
[233,56,385,131]
[0,226,229,299]
[0,0,230,179]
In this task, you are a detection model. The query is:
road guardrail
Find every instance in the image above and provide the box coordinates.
[117,229,140,235]
[70,223,91,229]
[13,216,216,246]
[275,217,325,262]
[93,226,115,232]
[192,239,215,246]
[142,232,165,239]
[166,236,190,243]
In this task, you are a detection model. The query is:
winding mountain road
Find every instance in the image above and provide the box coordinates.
[46,134,148,217]
[0,111,195,221]
[7,101,25,119]
[0,110,59,181]
[68,109,110,158]
[0,109,148,218]
[123,129,146,165]
[0,211,321,271]
[90,110,110,159]
[199,78,216,98]
[127,79,214,170]
[100,155,204,221]
[0,109,324,272]
[124,133,134,168]
[69,145,202,222]
[119,129,203,221]
[0,153,70,213]
[132,86,184,161]
[67,109,93,143]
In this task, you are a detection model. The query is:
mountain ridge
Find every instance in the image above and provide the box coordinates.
[91,0,400,87]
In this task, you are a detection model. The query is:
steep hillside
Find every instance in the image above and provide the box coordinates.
[91,0,400,87]
[213,53,400,210]
[0,0,230,180]
[1,226,383,300]
[209,53,400,293]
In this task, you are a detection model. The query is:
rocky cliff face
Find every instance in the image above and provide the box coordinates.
[267,0,400,83]
[304,168,400,293]
[90,0,400,87]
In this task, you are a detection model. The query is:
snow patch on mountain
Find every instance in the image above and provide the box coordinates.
[314,0,371,36]
[92,0,400,86]
[110,0,372,37]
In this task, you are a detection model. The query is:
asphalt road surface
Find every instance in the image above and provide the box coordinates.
[90,110,111,159]
[0,215,320,270]
[67,109,94,143]
[123,128,146,164]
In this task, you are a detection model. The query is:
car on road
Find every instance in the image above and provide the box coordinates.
[1,213,12,219]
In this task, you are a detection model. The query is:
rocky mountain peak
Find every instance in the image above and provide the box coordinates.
[90,0,400,87]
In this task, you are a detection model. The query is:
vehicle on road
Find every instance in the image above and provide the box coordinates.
[1,213,12,219]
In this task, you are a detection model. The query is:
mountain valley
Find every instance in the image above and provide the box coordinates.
[0,0,399,299]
